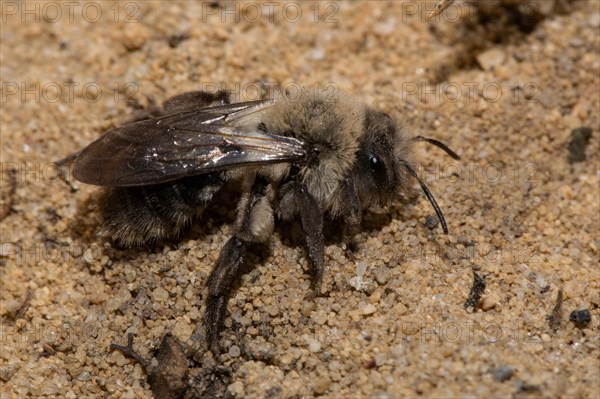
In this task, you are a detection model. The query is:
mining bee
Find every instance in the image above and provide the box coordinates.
[69,88,460,354]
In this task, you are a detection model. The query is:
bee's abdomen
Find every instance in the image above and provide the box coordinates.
[100,173,224,246]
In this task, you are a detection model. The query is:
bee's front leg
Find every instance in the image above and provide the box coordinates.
[340,179,362,260]
[204,177,274,356]
[279,181,324,297]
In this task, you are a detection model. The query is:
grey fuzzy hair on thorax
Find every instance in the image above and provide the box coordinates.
[259,89,366,211]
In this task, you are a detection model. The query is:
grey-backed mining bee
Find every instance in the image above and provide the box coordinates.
[70,88,459,354]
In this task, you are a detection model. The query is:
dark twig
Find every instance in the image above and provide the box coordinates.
[12,289,33,319]
[546,288,563,332]
[110,333,150,370]
[427,0,457,19]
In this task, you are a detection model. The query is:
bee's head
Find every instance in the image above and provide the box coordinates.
[352,109,460,233]
[353,110,412,202]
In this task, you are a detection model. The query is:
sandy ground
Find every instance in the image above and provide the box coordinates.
[1,1,599,398]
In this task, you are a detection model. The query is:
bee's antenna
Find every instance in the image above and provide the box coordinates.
[403,163,449,234]
[412,136,460,160]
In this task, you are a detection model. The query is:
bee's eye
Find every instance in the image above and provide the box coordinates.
[369,155,380,169]
[369,154,386,182]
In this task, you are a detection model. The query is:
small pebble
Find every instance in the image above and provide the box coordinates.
[71,245,83,258]
[481,292,500,311]
[309,340,321,353]
[477,48,506,71]
[120,25,149,51]
[309,48,325,61]
[393,302,408,315]
[265,386,282,397]
[108,351,128,367]
[265,304,279,317]
[228,381,245,397]
[76,371,91,382]
[0,365,15,382]
[362,304,377,315]
[84,249,96,265]
[425,215,438,230]
[348,276,371,292]
[356,262,368,277]
[301,301,316,317]
[152,287,169,302]
[228,345,241,358]
[125,269,137,283]
[569,309,591,328]
[372,266,390,285]
[313,377,331,395]
[493,365,513,382]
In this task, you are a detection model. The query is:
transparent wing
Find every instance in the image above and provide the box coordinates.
[73,100,308,186]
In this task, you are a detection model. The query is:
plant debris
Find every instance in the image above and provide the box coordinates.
[110,333,150,370]
[464,269,486,310]
[0,165,17,221]
[567,127,592,163]
[546,288,564,332]
[428,0,456,19]
[111,333,190,399]
[9,289,33,320]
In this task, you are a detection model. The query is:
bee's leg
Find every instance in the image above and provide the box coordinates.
[204,177,274,356]
[342,224,360,261]
[204,236,247,356]
[279,181,324,297]
[340,179,362,260]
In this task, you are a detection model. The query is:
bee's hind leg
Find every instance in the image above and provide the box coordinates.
[204,177,274,356]
[204,236,247,356]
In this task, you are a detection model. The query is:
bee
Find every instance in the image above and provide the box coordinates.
[71,88,460,355]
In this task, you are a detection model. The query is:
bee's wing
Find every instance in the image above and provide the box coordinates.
[73,100,307,186]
